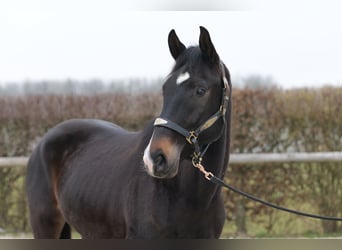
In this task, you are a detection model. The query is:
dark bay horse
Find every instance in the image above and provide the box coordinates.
[26,26,232,239]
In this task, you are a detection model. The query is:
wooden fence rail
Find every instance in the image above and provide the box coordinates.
[1,152,342,168]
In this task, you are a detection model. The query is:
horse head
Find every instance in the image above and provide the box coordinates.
[143,26,231,179]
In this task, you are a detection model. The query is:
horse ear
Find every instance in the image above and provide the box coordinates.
[199,26,220,65]
[168,29,186,60]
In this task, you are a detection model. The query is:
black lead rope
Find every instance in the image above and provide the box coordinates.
[207,174,342,221]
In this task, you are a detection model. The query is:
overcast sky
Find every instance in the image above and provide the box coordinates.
[1,0,342,88]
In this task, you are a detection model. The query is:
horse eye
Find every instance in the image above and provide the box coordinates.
[196,87,207,96]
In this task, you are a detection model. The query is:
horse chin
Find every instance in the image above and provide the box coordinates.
[147,166,179,179]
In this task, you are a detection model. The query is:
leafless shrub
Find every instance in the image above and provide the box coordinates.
[0,86,341,236]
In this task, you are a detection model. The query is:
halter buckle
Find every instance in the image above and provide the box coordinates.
[186,131,198,145]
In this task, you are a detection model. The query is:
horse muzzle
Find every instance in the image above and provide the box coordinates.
[143,129,183,179]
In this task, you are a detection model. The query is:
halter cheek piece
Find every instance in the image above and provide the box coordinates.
[153,62,230,165]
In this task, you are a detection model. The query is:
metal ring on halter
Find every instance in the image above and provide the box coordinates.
[186,131,198,145]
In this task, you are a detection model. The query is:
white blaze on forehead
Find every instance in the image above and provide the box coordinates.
[176,71,190,85]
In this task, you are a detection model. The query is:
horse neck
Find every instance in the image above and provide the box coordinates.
[176,114,231,207]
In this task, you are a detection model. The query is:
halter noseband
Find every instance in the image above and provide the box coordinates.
[153,62,230,165]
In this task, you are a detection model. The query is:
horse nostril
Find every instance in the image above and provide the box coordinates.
[154,153,166,167]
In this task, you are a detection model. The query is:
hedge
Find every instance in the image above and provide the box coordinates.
[0,86,341,236]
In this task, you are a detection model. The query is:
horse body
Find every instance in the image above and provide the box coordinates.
[26,27,232,239]
[27,118,227,238]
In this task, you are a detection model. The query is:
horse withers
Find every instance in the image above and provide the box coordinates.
[26,26,232,239]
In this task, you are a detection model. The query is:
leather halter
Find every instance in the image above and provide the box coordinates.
[153,62,230,165]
